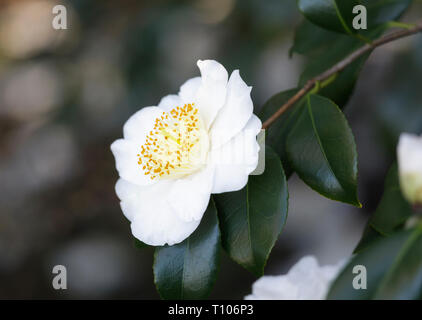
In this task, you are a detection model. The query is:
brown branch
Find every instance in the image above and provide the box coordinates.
[262,21,422,130]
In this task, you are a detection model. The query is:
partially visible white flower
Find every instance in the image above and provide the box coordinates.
[397,133,422,206]
[111,60,261,246]
[245,256,344,300]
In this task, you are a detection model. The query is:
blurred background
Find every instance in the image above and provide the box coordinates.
[0,0,422,299]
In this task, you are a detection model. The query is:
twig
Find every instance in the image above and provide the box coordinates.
[262,21,422,130]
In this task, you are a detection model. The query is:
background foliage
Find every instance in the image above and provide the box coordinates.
[0,0,422,299]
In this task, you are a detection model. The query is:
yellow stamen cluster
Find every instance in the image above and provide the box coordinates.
[137,103,207,180]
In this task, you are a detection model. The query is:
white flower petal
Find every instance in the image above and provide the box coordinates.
[210,70,253,149]
[110,60,262,247]
[123,106,163,144]
[110,139,155,186]
[244,276,298,300]
[179,77,201,104]
[158,94,183,112]
[397,133,422,204]
[168,165,214,222]
[115,179,139,221]
[195,60,229,129]
[210,114,262,193]
[245,256,344,300]
[115,179,200,246]
[398,133,422,173]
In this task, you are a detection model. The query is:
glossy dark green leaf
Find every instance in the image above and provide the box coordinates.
[292,20,369,106]
[290,20,366,108]
[354,164,412,252]
[292,0,411,57]
[297,0,411,34]
[294,1,412,106]
[214,146,288,277]
[367,164,412,235]
[374,228,422,299]
[289,19,340,57]
[298,0,359,34]
[295,25,382,107]
[298,33,371,106]
[328,227,422,300]
[153,199,220,300]
[374,45,422,154]
[133,238,150,249]
[362,0,412,27]
[259,89,306,177]
[286,94,360,206]
[354,224,383,253]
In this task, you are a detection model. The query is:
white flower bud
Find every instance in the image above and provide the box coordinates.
[397,133,422,206]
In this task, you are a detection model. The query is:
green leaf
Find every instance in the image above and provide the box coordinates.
[292,0,411,57]
[286,94,360,206]
[259,89,306,177]
[133,238,150,249]
[297,33,370,106]
[362,0,412,28]
[214,146,288,277]
[293,1,412,106]
[328,227,422,300]
[289,19,340,57]
[354,164,412,252]
[291,19,370,106]
[153,199,220,300]
[293,21,373,106]
[373,46,422,153]
[354,224,383,253]
[296,25,386,107]
[297,0,411,34]
[374,228,422,299]
[367,164,412,235]
[297,0,359,34]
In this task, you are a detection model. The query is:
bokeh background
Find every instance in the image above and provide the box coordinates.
[0,0,422,299]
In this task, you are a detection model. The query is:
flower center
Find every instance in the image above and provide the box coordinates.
[138,103,209,180]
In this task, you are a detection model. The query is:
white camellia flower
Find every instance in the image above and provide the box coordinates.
[111,60,261,246]
[245,256,344,300]
[397,133,422,206]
